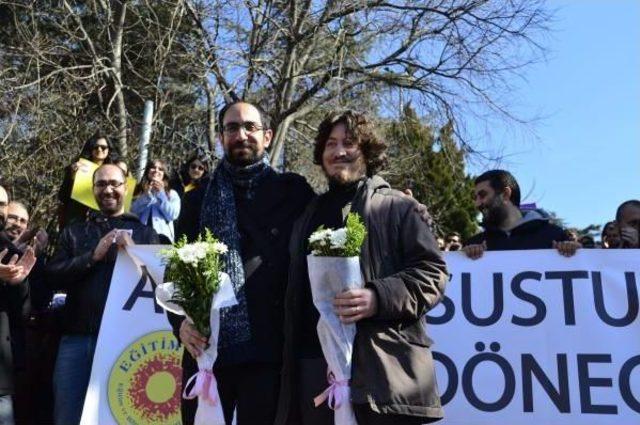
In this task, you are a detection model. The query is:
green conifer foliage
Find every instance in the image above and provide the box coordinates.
[384,107,478,240]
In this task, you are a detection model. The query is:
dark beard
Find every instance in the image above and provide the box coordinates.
[226,142,260,166]
[481,204,509,229]
[326,173,354,187]
[322,158,367,187]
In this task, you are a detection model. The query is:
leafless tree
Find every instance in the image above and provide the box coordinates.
[0,0,215,226]
[0,0,551,228]
[189,0,551,166]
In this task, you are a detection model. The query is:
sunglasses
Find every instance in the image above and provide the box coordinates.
[93,145,109,151]
[190,164,205,171]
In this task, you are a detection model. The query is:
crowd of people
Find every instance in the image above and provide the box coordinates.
[0,101,638,425]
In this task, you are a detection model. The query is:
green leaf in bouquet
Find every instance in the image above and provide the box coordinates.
[161,228,227,337]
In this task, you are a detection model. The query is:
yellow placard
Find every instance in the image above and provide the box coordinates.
[124,176,137,212]
[70,159,138,212]
[70,158,100,210]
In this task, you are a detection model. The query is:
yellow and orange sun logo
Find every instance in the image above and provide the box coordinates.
[108,330,184,424]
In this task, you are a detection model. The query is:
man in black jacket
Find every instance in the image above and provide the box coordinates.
[46,164,159,425]
[171,101,314,425]
[463,169,579,258]
[0,185,36,425]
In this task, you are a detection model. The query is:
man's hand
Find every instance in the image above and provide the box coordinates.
[179,320,207,359]
[553,240,581,257]
[333,288,378,323]
[92,230,118,262]
[463,241,487,260]
[620,226,639,248]
[114,230,134,248]
[0,247,36,285]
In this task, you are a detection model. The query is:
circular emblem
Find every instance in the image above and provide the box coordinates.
[108,330,183,424]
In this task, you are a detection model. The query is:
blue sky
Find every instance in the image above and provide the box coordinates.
[467,0,639,230]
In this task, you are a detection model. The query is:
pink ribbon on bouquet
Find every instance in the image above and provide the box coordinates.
[183,369,218,405]
[313,371,349,410]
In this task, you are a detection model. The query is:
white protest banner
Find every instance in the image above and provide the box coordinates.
[430,249,640,425]
[81,245,183,425]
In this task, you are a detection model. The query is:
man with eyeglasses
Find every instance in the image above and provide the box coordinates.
[2,202,29,244]
[47,164,159,424]
[0,186,36,425]
[170,101,314,425]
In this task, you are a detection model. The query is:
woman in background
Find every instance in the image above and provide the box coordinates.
[131,159,181,243]
[174,154,210,241]
[58,133,113,228]
[175,154,209,197]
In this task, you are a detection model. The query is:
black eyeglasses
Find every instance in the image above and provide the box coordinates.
[93,145,109,151]
[94,180,125,189]
[6,214,28,225]
[190,164,205,171]
[222,121,264,134]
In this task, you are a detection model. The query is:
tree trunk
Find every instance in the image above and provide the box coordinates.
[112,0,128,156]
[270,115,293,169]
[205,79,217,153]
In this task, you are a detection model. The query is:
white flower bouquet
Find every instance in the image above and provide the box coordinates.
[307,212,367,425]
[155,229,236,425]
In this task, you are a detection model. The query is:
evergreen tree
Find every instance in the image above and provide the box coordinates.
[384,107,478,240]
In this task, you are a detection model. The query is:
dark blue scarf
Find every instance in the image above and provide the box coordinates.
[200,154,271,351]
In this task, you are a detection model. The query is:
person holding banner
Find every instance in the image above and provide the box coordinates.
[463,169,580,259]
[47,164,159,425]
[57,133,113,229]
[276,110,448,425]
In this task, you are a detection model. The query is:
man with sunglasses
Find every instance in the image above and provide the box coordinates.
[169,101,314,425]
[47,164,159,424]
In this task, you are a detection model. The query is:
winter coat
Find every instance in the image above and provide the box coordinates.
[46,213,159,335]
[276,175,448,423]
[168,170,314,425]
[0,236,29,395]
[464,210,569,250]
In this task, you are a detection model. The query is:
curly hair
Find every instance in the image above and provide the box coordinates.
[313,110,387,176]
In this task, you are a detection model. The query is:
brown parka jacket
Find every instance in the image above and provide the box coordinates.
[275,175,448,423]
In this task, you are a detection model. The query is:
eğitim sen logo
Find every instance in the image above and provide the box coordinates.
[108,330,183,425]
